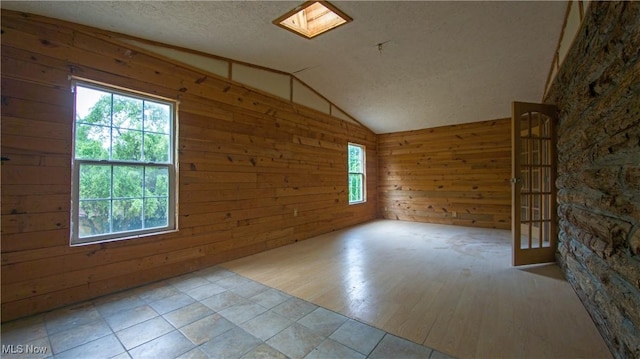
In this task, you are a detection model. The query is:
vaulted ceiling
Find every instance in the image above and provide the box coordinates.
[1,1,567,134]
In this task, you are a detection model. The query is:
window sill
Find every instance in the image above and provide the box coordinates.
[349,200,367,205]
[70,228,178,247]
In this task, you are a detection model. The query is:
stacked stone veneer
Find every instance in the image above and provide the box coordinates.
[545,2,640,358]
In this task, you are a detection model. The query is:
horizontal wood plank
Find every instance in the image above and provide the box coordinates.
[0,10,377,321]
[378,118,511,230]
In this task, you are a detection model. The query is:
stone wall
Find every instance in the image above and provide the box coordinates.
[545,2,640,358]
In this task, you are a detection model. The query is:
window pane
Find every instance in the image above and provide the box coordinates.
[348,145,362,173]
[521,168,529,191]
[112,94,143,130]
[79,200,110,237]
[521,195,529,221]
[349,174,363,202]
[532,169,540,192]
[144,133,170,163]
[520,114,530,138]
[520,232,531,249]
[113,166,143,198]
[520,139,528,165]
[145,167,169,197]
[73,82,175,244]
[112,129,143,161]
[531,113,540,138]
[76,87,111,126]
[541,117,551,137]
[542,221,551,247]
[348,143,365,204]
[144,101,171,134]
[79,164,111,199]
[542,140,551,165]
[145,197,168,229]
[75,124,110,160]
[543,167,551,192]
[113,199,143,232]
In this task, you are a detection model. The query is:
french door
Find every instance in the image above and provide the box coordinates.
[512,102,558,266]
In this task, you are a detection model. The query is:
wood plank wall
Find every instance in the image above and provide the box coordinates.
[378,119,511,229]
[0,11,377,321]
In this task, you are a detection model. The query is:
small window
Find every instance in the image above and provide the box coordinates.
[348,143,366,204]
[71,81,177,245]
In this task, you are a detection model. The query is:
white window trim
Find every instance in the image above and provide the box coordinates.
[70,79,179,246]
[348,142,366,205]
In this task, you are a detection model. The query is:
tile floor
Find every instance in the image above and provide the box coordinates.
[1,266,455,359]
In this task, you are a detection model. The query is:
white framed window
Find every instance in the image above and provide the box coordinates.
[71,80,177,245]
[348,143,366,204]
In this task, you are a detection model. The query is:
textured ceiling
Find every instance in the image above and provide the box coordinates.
[1,1,567,134]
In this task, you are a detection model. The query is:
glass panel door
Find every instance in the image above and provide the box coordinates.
[512,102,558,266]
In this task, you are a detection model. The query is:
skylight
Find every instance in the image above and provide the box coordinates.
[273,1,352,39]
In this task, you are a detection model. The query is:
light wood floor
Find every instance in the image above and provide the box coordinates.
[222,219,611,359]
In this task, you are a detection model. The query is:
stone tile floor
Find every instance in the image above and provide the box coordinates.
[1,266,455,359]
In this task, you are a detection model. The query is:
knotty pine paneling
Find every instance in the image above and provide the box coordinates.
[378,119,511,229]
[0,11,377,321]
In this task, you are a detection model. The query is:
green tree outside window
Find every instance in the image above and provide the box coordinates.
[72,84,175,244]
[348,143,365,203]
